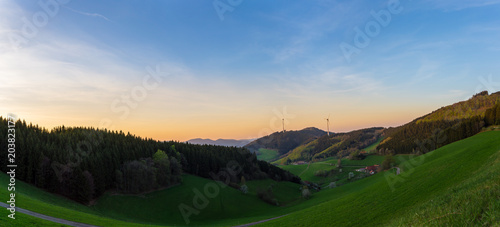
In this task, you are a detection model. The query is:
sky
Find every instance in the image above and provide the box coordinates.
[1,0,500,141]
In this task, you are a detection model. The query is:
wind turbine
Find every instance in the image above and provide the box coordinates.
[325,114,330,136]
[282,118,285,133]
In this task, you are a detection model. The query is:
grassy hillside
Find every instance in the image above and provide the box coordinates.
[93,175,302,226]
[0,209,69,227]
[3,131,498,226]
[362,137,383,153]
[418,91,500,123]
[278,127,383,163]
[262,130,500,226]
[0,171,153,227]
[244,127,326,154]
[256,148,280,162]
[378,92,500,154]
[0,172,302,226]
[279,155,386,187]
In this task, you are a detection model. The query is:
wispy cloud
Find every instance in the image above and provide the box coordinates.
[421,0,500,11]
[65,6,113,22]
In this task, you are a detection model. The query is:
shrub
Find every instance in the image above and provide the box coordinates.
[381,155,396,171]
[302,186,311,199]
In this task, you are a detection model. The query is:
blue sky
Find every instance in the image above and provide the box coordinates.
[1,0,500,141]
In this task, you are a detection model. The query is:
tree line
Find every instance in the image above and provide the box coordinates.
[377,102,500,155]
[0,118,299,204]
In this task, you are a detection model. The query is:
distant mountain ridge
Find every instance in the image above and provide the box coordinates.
[186,138,254,147]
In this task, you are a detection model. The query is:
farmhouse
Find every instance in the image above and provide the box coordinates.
[365,165,379,174]
[355,168,366,172]
[293,161,308,165]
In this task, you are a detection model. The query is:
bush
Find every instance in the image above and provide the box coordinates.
[381,155,396,171]
[302,186,311,199]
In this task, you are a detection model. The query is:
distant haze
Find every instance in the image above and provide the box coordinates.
[186,138,254,147]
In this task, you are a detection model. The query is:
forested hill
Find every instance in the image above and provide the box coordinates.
[0,118,299,205]
[377,91,500,154]
[278,127,383,163]
[244,127,326,154]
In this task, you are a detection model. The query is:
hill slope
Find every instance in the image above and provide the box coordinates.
[0,118,300,205]
[244,127,326,154]
[263,130,500,226]
[278,127,383,162]
[377,91,500,154]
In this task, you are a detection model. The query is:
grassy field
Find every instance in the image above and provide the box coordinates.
[0,172,159,227]
[2,131,498,226]
[262,131,500,226]
[340,155,385,166]
[93,175,304,226]
[0,209,70,227]
[256,148,280,162]
[0,172,304,226]
[279,155,386,187]
[362,137,384,153]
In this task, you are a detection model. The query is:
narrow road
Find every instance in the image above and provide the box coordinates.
[233,214,288,227]
[0,202,98,227]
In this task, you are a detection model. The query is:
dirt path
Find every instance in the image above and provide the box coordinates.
[298,163,310,177]
[233,214,288,227]
[0,202,98,227]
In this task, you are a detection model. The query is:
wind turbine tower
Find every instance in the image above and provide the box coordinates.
[326,114,330,136]
[282,118,285,133]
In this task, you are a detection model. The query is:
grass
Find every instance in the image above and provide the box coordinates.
[362,137,384,153]
[0,172,304,226]
[340,155,385,166]
[256,148,280,162]
[261,131,500,226]
[93,175,304,226]
[0,171,149,227]
[3,131,499,226]
[0,209,70,227]
[279,155,386,187]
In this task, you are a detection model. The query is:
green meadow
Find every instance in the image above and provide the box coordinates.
[1,131,499,226]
